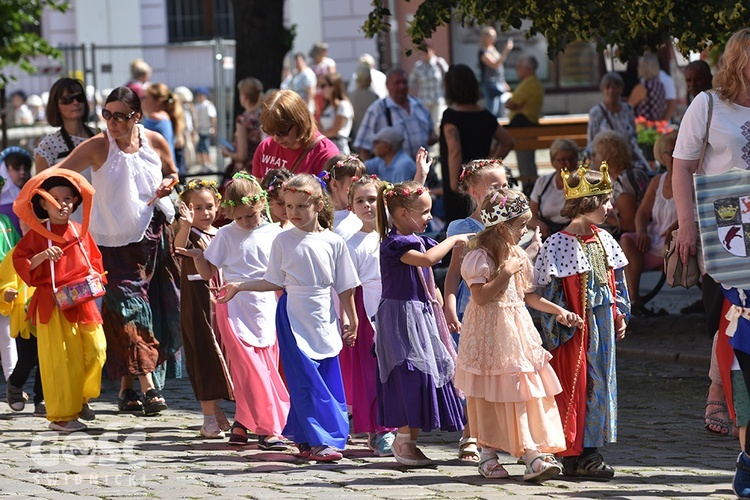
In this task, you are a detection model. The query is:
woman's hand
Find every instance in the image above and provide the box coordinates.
[155,175,178,199]
[635,230,651,253]
[675,224,697,264]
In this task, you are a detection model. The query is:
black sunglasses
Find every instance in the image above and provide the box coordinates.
[265,124,295,138]
[102,109,137,123]
[59,93,86,105]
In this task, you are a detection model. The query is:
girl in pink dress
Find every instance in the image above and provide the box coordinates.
[455,187,582,481]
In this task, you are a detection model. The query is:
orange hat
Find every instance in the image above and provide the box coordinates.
[13,168,94,244]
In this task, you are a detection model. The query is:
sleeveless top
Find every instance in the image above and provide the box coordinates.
[91,124,174,247]
[478,47,504,84]
[634,78,666,121]
[647,174,677,254]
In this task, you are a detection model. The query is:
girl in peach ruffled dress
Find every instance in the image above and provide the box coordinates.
[454,187,582,482]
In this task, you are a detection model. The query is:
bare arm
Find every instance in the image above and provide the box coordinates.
[489,124,514,159]
[173,247,219,281]
[321,113,347,138]
[30,247,62,271]
[400,234,472,268]
[673,157,700,263]
[443,122,463,192]
[612,192,638,233]
[468,256,520,307]
[525,293,583,328]
[225,121,248,163]
[338,288,358,347]
[627,83,647,108]
[661,99,677,122]
[443,245,466,332]
[216,279,283,303]
[53,134,108,172]
[34,153,51,172]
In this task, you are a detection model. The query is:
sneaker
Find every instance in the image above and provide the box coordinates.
[6,384,25,412]
[200,419,225,439]
[368,432,395,457]
[391,437,432,467]
[32,402,47,417]
[80,403,95,421]
[49,420,87,433]
[734,451,750,498]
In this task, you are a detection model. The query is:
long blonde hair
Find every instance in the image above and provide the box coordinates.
[714,28,750,102]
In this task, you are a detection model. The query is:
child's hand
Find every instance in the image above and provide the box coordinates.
[179,202,195,226]
[452,233,474,248]
[174,247,202,259]
[415,147,432,182]
[501,256,523,277]
[525,226,542,259]
[216,282,241,303]
[555,310,584,328]
[342,323,357,347]
[45,246,63,262]
[3,288,17,303]
[444,307,462,334]
[615,313,627,340]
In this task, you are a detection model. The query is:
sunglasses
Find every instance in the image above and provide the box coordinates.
[59,93,86,105]
[102,109,137,123]
[265,124,294,138]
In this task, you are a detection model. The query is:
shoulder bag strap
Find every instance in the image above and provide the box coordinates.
[696,90,714,175]
[599,103,617,131]
[290,134,325,174]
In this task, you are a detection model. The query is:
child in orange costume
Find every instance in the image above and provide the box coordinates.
[12,169,106,433]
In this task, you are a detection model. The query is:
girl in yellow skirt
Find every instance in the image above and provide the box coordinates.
[12,169,106,432]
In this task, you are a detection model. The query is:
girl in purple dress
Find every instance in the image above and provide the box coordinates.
[374,180,471,466]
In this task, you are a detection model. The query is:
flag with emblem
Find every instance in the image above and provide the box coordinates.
[696,168,750,288]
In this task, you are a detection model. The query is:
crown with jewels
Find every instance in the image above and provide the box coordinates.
[561,161,613,200]
[480,192,530,227]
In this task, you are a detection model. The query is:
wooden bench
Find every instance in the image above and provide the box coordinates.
[499,114,589,151]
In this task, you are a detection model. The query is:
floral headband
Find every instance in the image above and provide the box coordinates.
[480,192,529,227]
[221,172,267,208]
[185,179,221,200]
[383,182,428,198]
[459,159,505,182]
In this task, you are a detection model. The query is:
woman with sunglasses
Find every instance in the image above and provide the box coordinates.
[252,89,340,179]
[317,73,353,155]
[54,86,180,417]
[34,78,97,176]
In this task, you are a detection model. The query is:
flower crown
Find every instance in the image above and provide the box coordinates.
[383,183,428,198]
[480,192,530,227]
[459,159,504,183]
[221,172,266,208]
[561,161,612,200]
[185,179,221,200]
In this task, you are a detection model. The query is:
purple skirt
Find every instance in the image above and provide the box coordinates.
[376,359,465,432]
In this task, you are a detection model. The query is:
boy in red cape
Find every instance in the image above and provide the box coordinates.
[13,168,106,433]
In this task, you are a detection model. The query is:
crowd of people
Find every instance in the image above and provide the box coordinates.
[1,27,750,496]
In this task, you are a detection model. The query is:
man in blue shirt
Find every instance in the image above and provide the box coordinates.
[364,126,417,183]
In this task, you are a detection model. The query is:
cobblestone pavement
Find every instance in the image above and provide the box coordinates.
[0,271,730,499]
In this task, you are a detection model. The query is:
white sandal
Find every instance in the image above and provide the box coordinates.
[478,456,509,479]
[523,454,562,483]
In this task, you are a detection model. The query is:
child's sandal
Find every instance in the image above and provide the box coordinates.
[227,422,248,446]
[458,437,480,462]
[523,454,562,483]
[117,389,143,413]
[478,457,509,479]
[142,389,168,415]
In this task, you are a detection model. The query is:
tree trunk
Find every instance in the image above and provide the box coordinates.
[231,0,292,120]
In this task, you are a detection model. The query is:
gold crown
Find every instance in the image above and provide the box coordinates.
[561,161,613,200]
[716,204,739,221]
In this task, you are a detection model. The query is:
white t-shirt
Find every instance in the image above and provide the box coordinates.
[194,100,217,134]
[659,70,677,100]
[673,91,750,175]
[264,227,360,359]
[333,209,362,242]
[319,100,354,139]
[291,67,317,114]
[530,172,567,225]
[346,230,381,318]
[203,221,281,347]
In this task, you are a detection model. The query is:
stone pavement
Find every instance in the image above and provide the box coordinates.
[0,275,740,499]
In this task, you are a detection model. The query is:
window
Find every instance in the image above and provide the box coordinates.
[167,0,234,42]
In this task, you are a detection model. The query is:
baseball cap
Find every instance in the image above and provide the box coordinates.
[373,126,404,150]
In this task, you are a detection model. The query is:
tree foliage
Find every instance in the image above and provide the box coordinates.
[0,0,69,87]
[363,0,748,61]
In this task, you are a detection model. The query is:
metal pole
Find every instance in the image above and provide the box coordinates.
[213,38,224,172]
